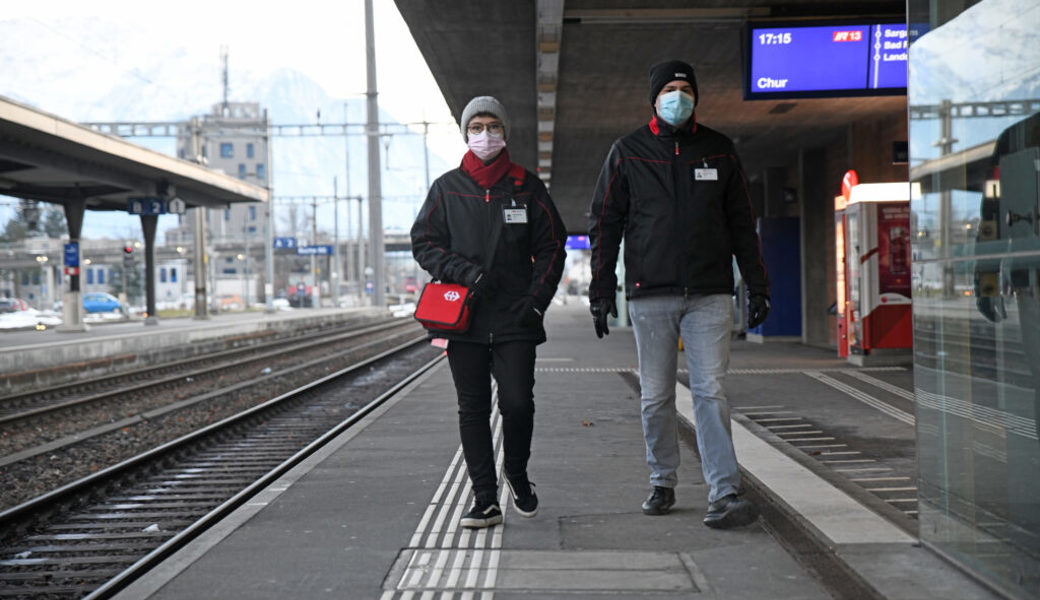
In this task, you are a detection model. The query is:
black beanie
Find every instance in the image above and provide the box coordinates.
[648,60,698,107]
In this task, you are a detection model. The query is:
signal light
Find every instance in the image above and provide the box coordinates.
[123,246,133,255]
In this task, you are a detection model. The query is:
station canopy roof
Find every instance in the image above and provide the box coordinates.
[393,0,906,233]
[0,95,268,212]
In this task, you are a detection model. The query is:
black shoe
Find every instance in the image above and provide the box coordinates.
[506,475,538,517]
[703,494,759,529]
[460,497,503,529]
[641,486,676,515]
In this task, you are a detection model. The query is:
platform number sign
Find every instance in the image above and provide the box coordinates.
[128,197,166,215]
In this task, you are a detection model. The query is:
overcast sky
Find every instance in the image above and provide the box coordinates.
[0,0,465,237]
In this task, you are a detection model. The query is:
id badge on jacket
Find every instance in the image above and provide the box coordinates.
[504,206,528,224]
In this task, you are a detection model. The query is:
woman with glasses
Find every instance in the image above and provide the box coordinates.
[411,96,567,529]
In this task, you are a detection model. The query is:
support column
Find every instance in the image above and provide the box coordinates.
[264,111,276,313]
[365,0,385,308]
[799,148,832,348]
[141,214,158,325]
[193,206,209,320]
[58,198,88,332]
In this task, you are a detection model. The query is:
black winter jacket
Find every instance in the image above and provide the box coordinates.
[411,160,567,344]
[588,116,770,301]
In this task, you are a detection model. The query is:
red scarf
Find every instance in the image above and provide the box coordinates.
[462,149,512,189]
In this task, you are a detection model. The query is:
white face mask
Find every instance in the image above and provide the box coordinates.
[467,130,507,161]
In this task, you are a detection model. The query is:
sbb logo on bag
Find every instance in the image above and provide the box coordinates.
[444,290,461,302]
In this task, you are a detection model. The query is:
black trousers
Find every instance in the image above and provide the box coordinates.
[446,340,536,502]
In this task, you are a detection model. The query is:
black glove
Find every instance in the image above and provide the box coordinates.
[467,270,496,298]
[514,296,543,328]
[590,298,617,338]
[747,294,770,329]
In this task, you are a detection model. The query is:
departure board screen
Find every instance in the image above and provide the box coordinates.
[745,21,916,99]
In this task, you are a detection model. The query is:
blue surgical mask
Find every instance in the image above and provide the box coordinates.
[657,90,694,126]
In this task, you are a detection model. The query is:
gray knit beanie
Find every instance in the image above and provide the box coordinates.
[460,96,509,141]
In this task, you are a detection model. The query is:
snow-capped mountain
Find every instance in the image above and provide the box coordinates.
[0,14,457,239]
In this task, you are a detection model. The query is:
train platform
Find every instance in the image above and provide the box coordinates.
[0,307,385,393]
[111,302,999,600]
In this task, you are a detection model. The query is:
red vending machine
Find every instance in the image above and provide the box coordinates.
[834,171,914,363]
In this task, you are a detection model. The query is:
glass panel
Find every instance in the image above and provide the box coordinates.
[909,0,1040,596]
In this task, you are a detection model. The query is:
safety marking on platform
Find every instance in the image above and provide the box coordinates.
[783,437,836,442]
[738,394,922,522]
[386,386,508,600]
[820,459,874,464]
[803,371,915,425]
[726,366,906,375]
[534,367,637,373]
[843,371,914,401]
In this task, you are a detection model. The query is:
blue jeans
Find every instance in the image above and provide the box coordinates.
[628,294,740,503]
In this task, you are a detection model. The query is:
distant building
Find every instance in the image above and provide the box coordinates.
[166,101,269,248]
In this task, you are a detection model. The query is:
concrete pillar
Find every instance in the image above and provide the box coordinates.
[57,198,87,332]
[799,148,832,348]
[141,214,159,325]
[193,207,209,320]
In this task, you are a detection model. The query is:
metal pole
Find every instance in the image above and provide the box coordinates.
[243,231,250,308]
[357,197,365,304]
[333,176,340,308]
[365,0,385,307]
[311,196,319,308]
[264,110,275,313]
[344,102,355,295]
[191,118,209,320]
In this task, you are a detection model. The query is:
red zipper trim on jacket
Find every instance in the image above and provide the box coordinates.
[485,189,490,203]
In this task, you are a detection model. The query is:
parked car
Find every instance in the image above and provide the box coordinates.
[82,292,123,314]
[0,298,30,313]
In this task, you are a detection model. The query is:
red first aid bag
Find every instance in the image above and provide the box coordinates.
[414,282,473,332]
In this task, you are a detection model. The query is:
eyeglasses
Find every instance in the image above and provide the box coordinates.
[467,122,504,135]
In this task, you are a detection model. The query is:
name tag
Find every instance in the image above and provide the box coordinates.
[694,168,718,181]
[504,208,527,224]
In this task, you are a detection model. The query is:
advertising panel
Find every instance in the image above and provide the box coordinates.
[877,203,912,299]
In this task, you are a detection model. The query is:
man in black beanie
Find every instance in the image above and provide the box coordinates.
[587,59,771,529]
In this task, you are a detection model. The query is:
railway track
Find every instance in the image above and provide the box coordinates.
[0,319,425,512]
[0,337,442,599]
[0,315,396,422]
